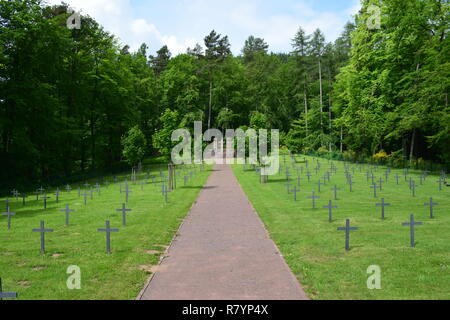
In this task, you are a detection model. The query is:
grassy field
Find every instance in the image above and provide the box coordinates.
[0,162,211,300]
[232,155,450,300]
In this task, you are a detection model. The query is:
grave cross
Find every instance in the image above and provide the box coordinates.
[306,171,312,182]
[34,190,40,201]
[378,178,384,191]
[121,185,132,203]
[183,175,189,186]
[370,184,381,198]
[395,174,400,185]
[54,189,61,203]
[375,198,391,220]
[424,198,438,219]
[116,203,132,226]
[337,219,358,251]
[284,182,293,194]
[65,184,72,193]
[32,221,53,254]
[332,185,340,200]
[97,220,119,255]
[347,178,355,193]
[0,278,17,300]
[437,178,445,191]
[307,192,320,209]
[60,204,75,226]
[410,181,418,197]
[40,195,51,209]
[384,171,389,183]
[317,180,325,193]
[161,184,171,203]
[402,215,423,248]
[323,200,337,223]
[290,186,301,201]
[296,176,303,187]
[81,192,89,206]
[12,190,20,200]
[1,207,16,230]
[4,199,10,211]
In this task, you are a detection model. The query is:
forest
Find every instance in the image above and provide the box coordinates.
[1,0,449,189]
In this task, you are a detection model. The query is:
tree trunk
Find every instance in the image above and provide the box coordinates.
[304,91,308,138]
[208,78,213,129]
[409,128,416,166]
[340,126,343,153]
[319,57,323,131]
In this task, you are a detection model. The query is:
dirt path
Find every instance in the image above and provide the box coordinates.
[139,164,308,300]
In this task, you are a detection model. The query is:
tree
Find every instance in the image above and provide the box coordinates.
[202,30,231,129]
[242,36,269,63]
[150,45,172,75]
[121,126,147,167]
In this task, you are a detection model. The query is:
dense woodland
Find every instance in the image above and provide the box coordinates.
[1,0,449,188]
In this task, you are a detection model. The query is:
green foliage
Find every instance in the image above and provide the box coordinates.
[152,109,182,158]
[121,126,147,167]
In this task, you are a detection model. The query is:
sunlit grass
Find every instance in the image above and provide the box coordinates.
[0,162,211,300]
[233,155,450,300]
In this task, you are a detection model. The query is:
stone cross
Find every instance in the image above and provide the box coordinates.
[410,181,418,197]
[81,192,89,206]
[337,219,358,251]
[296,176,303,187]
[161,184,171,203]
[60,204,75,226]
[375,198,391,220]
[97,220,119,255]
[347,178,355,192]
[306,171,312,182]
[395,174,400,185]
[4,199,10,212]
[116,203,132,226]
[332,185,340,200]
[121,185,132,203]
[424,198,438,219]
[370,183,381,198]
[402,215,423,248]
[32,221,53,254]
[54,189,61,203]
[284,182,293,194]
[378,178,384,191]
[307,192,320,209]
[323,200,337,223]
[290,186,301,201]
[317,180,325,193]
[2,207,16,230]
[40,195,51,209]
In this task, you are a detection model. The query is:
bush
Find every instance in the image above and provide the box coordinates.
[373,150,389,163]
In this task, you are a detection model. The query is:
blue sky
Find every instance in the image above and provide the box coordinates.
[47,0,361,55]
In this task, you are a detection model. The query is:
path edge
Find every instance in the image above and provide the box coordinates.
[230,165,310,300]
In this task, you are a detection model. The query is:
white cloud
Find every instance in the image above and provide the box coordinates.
[45,0,358,55]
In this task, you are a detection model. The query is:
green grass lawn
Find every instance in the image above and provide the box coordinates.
[0,163,210,300]
[232,155,450,300]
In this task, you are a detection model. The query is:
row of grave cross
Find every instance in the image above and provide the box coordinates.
[262,155,444,250]
[29,202,133,255]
